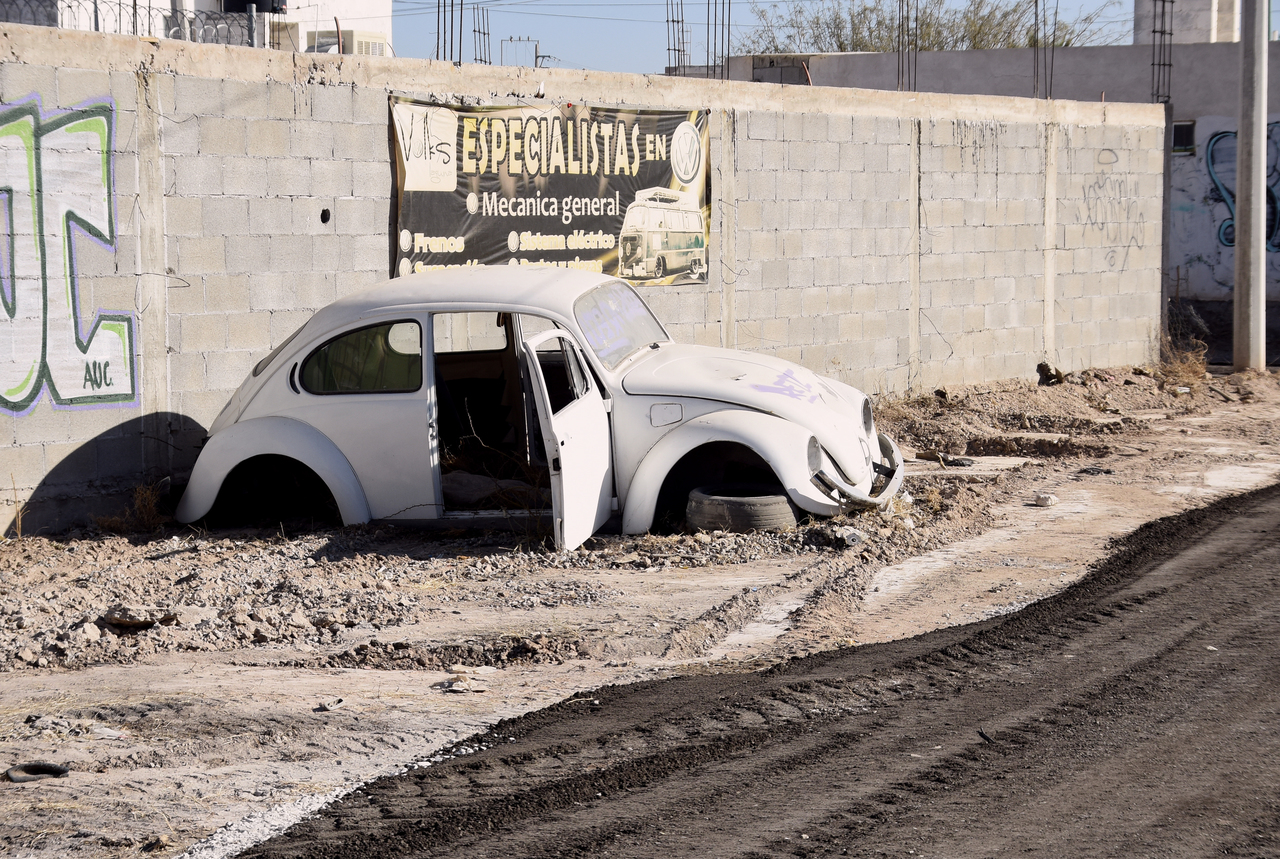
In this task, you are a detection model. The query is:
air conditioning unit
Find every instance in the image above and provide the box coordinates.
[306,30,389,56]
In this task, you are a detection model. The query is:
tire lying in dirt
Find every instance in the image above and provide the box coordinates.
[686,484,800,533]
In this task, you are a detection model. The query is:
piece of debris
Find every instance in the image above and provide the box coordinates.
[916,450,976,467]
[317,698,346,712]
[6,761,71,782]
[442,677,489,693]
[1077,466,1114,476]
[142,834,173,852]
[1036,362,1065,386]
[1034,493,1059,507]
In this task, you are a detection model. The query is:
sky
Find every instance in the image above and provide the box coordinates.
[372,0,1136,76]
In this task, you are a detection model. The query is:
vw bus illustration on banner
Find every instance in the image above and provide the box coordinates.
[617,188,707,281]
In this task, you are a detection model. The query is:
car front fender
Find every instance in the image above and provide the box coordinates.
[174,416,372,525]
[620,409,841,535]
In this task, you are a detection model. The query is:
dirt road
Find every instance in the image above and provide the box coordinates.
[244,483,1280,859]
[1,366,1277,858]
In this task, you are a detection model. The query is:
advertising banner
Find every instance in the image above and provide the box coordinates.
[391,98,710,284]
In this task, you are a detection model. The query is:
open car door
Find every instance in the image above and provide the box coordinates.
[521,330,613,550]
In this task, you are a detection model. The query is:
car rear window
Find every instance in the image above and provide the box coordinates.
[300,321,422,394]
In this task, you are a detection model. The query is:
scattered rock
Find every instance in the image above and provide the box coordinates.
[1034,493,1059,507]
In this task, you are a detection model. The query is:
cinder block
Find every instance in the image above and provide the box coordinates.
[245,118,291,157]
[248,273,297,312]
[801,111,828,142]
[248,197,294,235]
[167,276,205,314]
[814,256,840,287]
[290,271,337,309]
[224,80,271,119]
[224,235,269,276]
[109,71,139,113]
[169,351,205,392]
[205,349,256,390]
[289,120,335,159]
[747,111,778,141]
[0,62,56,104]
[198,116,247,156]
[172,154,225,196]
[752,316,783,345]
[310,84,353,123]
[11,399,70,447]
[204,274,253,314]
[175,236,227,276]
[56,67,111,109]
[266,157,312,197]
[181,313,229,352]
[826,114,852,143]
[334,195,387,235]
[343,234,390,272]
[352,161,392,195]
[353,86,390,125]
[221,156,270,196]
[201,197,250,235]
[789,141,816,171]
[268,83,298,120]
[333,123,390,161]
[174,76,224,115]
[743,230,777,265]
[267,235,315,273]
[311,160,354,198]
[782,112,804,142]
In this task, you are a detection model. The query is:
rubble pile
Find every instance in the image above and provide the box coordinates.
[0,493,979,671]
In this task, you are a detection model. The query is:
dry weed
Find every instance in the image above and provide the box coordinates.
[94,482,169,535]
[1159,330,1208,390]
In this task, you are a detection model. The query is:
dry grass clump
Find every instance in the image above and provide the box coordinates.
[94,482,169,535]
[1158,330,1208,390]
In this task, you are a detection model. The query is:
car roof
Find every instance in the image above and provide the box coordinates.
[313,266,617,331]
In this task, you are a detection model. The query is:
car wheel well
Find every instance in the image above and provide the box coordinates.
[206,454,342,530]
[652,441,782,533]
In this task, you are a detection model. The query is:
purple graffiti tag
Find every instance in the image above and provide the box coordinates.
[751,369,820,403]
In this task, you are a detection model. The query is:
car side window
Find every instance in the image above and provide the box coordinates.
[300,321,422,394]
[533,336,590,415]
[432,312,508,353]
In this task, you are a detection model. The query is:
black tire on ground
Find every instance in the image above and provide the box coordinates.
[686,484,799,533]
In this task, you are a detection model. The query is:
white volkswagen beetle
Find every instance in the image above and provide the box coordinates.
[176,266,904,549]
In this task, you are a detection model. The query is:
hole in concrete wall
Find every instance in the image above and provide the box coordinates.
[320,208,331,224]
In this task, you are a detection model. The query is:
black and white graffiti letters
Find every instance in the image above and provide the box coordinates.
[1080,149,1146,271]
[0,98,135,413]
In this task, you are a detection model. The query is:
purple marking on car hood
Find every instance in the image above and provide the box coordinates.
[620,344,876,489]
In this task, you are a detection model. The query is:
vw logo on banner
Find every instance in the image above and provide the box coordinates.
[670,120,703,187]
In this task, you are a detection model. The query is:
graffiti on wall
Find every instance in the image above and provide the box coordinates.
[0,98,135,414]
[1168,115,1280,300]
[1080,149,1146,272]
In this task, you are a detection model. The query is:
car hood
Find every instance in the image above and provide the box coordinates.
[620,344,877,487]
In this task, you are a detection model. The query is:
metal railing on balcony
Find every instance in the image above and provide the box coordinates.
[0,0,267,47]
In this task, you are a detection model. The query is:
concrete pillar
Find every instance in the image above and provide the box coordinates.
[1235,0,1267,370]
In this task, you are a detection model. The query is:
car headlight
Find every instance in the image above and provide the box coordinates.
[862,398,875,437]
[807,436,822,473]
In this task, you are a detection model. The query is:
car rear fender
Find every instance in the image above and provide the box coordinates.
[621,409,840,535]
[174,416,372,525]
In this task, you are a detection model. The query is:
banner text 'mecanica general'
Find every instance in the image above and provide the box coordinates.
[461,117,670,177]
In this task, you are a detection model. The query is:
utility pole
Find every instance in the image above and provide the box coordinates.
[1235,0,1268,370]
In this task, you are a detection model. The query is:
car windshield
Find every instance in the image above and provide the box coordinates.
[573,281,669,370]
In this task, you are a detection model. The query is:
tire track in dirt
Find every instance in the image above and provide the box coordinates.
[242,483,1280,859]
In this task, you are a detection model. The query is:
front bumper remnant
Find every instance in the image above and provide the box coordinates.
[810,432,905,511]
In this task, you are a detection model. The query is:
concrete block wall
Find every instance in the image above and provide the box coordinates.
[0,24,1164,532]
